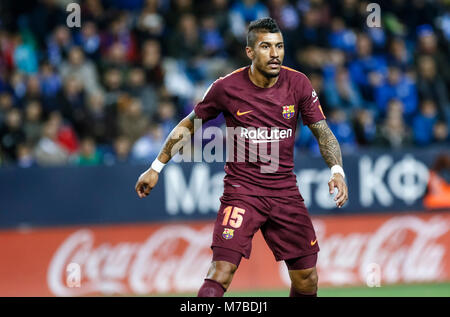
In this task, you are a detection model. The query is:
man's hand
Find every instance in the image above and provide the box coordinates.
[135,168,159,198]
[328,173,348,208]
[308,120,347,208]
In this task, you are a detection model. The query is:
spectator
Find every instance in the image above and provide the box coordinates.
[118,97,149,143]
[154,99,178,137]
[229,0,269,40]
[413,99,439,146]
[387,37,412,71]
[333,0,363,29]
[376,99,412,148]
[39,61,62,101]
[82,0,106,25]
[294,7,328,48]
[56,76,85,132]
[103,138,126,166]
[415,24,450,88]
[47,25,74,67]
[166,0,195,30]
[48,111,79,155]
[348,32,387,102]
[167,14,202,61]
[102,41,130,72]
[200,15,226,57]
[294,122,318,155]
[9,71,27,102]
[374,65,417,120]
[34,118,69,166]
[327,17,357,53]
[327,109,357,153]
[324,67,362,115]
[433,121,449,145]
[79,91,117,144]
[74,21,102,62]
[12,33,38,74]
[26,0,65,49]
[200,0,231,37]
[416,55,449,120]
[16,143,36,168]
[365,19,387,50]
[295,46,326,75]
[141,40,165,87]
[267,0,299,32]
[0,30,15,74]
[110,135,132,165]
[24,75,43,105]
[322,48,347,82]
[0,108,25,160]
[23,100,43,146]
[131,124,164,163]
[103,67,124,107]
[352,109,376,146]
[101,12,138,63]
[72,137,103,166]
[436,11,450,44]
[126,67,159,118]
[309,72,330,114]
[0,92,14,128]
[137,0,166,40]
[59,46,101,94]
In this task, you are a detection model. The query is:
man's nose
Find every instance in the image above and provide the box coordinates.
[270,47,279,58]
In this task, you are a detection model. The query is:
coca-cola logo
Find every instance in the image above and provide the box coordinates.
[48,215,449,296]
[279,215,449,286]
[47,225,213,296]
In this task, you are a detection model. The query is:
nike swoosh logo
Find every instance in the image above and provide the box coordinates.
[237,110,253,116]
[310,239,317,246]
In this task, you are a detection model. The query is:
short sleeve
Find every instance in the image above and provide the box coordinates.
[299,75,326,126]
[194,80,224,122]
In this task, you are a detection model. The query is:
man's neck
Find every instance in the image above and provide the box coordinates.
[248,64,279,88]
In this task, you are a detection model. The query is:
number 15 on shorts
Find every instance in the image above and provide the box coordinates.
[222,206,246,228]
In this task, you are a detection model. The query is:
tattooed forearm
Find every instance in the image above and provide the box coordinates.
[308,120,343,168]
[158,111,201,163]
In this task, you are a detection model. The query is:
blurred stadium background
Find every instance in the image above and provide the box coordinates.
[0,0,449,297]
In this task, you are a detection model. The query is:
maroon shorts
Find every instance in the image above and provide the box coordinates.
[211,193,319,262]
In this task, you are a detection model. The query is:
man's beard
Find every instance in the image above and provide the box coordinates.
[258,66,280,78]
[256,64,281,79]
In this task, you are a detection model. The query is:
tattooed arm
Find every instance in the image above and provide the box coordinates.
[308,119,343,168]
[308,119,348,207]
[157,110,200,163]
[135,110,201,198]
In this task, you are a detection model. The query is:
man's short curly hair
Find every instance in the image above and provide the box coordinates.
[247,18,281,48]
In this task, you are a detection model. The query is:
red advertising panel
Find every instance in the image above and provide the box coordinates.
[0,212,449,296]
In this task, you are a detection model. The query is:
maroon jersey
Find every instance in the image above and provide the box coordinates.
[194,66,326,197]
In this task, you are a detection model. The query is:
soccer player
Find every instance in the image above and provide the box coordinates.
[135,18,348,297]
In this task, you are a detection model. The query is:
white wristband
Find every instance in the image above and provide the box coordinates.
[330,165,345,179]
[151,159,166,173]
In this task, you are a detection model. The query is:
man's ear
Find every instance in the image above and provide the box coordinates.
[245,46,254,60]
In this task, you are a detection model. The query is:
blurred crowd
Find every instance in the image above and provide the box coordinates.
[0,0,449,167]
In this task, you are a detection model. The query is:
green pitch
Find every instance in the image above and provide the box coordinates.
[224,283,450,297]
[160,282,450,297]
